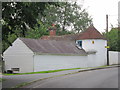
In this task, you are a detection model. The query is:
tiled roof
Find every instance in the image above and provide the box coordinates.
[20,38,87,55]
[40,33,81,41]
[41,25,106,40]
[76,25,106,40]
[19,25,105,55]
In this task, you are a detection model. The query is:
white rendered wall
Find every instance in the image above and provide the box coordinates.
[80,39,107,66]
[109,51,120,65]
[34,39,107,72]
[3,38,108,73]
[34,54,106,72]
[3,38,34,73]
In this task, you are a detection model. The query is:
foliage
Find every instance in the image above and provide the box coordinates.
[105,28,119,51]
[2,2,57,52]
[40,2,92,33]
[2,2,92,52]
[2,2,57,36]
[118,28,120,51]
[2,34,17,52]
[56,30,75,35]
[0,78,6,82]
[26,21,48,39]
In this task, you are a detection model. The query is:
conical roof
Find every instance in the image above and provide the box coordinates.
[77,25,106,40]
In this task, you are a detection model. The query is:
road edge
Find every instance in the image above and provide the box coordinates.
[12,65,119,88]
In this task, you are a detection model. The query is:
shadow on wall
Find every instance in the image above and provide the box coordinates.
[0,60,5,73]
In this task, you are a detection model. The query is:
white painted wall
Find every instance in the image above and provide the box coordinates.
[34,54,107,72]
[3,38,34,73]
[81,39,107,53]
[109,51,120,65]
[3,38,108,73]
[78,39,107,66]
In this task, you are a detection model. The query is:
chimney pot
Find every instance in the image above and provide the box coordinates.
[49,24,56,36]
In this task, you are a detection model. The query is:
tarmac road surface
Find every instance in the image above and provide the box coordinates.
[23,68,118,88]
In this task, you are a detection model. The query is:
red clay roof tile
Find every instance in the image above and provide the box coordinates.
[76,25,106,40]
[41,25,106,40]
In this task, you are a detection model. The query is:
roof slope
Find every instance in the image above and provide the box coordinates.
[77,25,106,40]
[41,25,106,41]
[20,38,87,55]
[41,33,82,41]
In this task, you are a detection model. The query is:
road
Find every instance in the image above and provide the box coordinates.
[23,68,118,88]
[2,68,84,88]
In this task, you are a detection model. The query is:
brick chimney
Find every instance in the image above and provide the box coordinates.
[49,24,56,36]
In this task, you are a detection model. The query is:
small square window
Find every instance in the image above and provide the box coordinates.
[77,41,82,47]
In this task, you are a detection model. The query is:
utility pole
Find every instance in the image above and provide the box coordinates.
[107,45,109,66]
[106,14,109,66]
[106,14,108,33]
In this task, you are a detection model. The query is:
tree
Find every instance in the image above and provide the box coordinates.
[25,21,49,39]
[2,2,92,52]
[40,2,92,33]
[2,2,58,52]
[118,27,120,51]
[105,28,119,51]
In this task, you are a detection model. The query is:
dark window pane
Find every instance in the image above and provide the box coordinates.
[78,41,82,47]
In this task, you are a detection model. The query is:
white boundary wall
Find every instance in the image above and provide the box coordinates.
[109,51,120,65]
[34,54,106,72]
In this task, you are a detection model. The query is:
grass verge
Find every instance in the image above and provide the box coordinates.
[0,78,6,82]
[3,68,81,76]
[3,64,115,76]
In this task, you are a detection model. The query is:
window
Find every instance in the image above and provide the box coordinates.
[77,41,82,47]
[11,68,20,71]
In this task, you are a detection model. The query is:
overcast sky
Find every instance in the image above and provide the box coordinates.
[77,0,119,33]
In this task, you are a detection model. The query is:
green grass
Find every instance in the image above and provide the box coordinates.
[3,68,82,76]
[96,65,113,68]
[0,78,6,82]
[3,65,115,76]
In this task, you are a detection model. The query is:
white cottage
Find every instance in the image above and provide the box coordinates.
[3,25,107,73]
